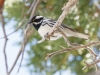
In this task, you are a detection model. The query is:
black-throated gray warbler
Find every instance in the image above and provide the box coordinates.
[29,15,89,41]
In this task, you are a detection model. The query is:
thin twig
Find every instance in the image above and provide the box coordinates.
[82,58,100,70]
[86,47,98,72]
[17,25,32,73]
[58,28,72,47]
[45,41,100,60]
[86,47,97,57]
[17,0,42,73]
[0,0,37,39]
[0,8,8,75]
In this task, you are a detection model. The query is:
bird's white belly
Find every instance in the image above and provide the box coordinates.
[38,25,62,40]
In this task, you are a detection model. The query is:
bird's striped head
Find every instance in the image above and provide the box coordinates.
[29,15,44,30]
[29,15,43,25]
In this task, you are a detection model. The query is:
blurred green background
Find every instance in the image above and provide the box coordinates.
[4,0,100,75]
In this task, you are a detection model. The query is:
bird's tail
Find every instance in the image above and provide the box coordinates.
[75,32,89,40]
[61,28,89,40]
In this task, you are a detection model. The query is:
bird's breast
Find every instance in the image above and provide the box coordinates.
[38,24,62,40]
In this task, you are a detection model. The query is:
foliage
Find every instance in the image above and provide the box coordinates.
[4,0,100,75]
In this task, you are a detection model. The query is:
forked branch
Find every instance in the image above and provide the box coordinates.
[45,41,100,60]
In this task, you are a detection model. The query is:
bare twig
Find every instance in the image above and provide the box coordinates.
[8,0,42,74]
[17,25,32,73]
[45,39,99,73]
[0,0,37,39]
[86,47,98,72]
[58,28,72,47]
[82,58,100,70]
[86,47,97,57]
[8,33,28,75]
[0,5,8,75]
[45,41,100,60]
[38,37,45,43]
[17,0,42,73]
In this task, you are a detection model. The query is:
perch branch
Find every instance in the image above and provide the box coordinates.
[38,0,77,45]
[38,0,77,43]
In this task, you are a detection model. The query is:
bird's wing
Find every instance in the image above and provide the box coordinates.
[61,24,76,32]
[43,18,76,32]
[42,18,56,27]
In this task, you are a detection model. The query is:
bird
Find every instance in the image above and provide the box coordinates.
[29,15,89,42]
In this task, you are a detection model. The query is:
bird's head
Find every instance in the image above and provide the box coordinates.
[29,15,44,25]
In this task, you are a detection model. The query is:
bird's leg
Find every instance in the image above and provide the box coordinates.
[38,31,55,43]
[45,29,58,40]
[44,32,50,40]
[51,31,57,37]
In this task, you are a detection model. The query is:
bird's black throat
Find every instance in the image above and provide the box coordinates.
[32,22,42,30]
[32,18,43,30]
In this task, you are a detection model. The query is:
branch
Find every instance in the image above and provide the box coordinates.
[0,5,8,75]
[0,0,37,39]
[8,0,42,74]
[17,0,42,73]
[38,0,78,43]
[82,58,100,70]
[45,41,100,60]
